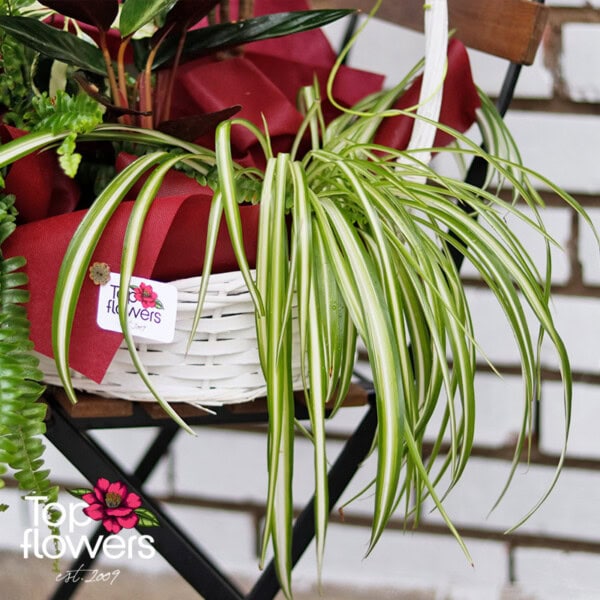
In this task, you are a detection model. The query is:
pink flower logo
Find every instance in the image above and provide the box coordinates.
[131,282,163,309]
[69,478,159,534]
[132,282,158,308]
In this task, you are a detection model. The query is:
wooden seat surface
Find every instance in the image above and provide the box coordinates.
[45,383,370,424]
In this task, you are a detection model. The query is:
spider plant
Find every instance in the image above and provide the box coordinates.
[26,81,592,597]
[0,0,597,598]
[207,95,594,596]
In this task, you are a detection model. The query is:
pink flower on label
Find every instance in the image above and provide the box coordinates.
[82,478,142,534]
[132,282,158,308]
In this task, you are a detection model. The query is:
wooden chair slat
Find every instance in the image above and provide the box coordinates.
[50,388,134,418]
[47,383,372,422]
[310,0,548,65]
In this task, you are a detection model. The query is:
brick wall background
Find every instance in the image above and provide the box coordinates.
[2,2,600,599]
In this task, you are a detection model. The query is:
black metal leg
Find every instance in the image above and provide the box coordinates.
[246,398,378,600]
[44,400,244,600]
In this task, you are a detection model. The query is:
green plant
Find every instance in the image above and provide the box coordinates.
[0,2,38,128]
[0,192,58,505]
[0,0,597,598]
[0,0,352,129]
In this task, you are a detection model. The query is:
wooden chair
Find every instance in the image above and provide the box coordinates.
[42,1,548,598]
[313,0,547,65]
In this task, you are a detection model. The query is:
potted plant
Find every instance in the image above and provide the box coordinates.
[0,0,595,596]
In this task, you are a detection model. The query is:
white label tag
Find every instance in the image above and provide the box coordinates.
[96,273,177,344]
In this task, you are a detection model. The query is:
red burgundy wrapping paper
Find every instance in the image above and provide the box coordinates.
[1,0,480,383]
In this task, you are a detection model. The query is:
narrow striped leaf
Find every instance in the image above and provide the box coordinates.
[52,153,167,404]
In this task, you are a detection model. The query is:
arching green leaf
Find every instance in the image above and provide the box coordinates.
[0,16,106,74]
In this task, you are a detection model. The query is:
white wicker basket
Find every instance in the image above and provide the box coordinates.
[38,270,303,407]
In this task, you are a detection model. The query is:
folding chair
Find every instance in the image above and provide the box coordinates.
[42,1,548,598]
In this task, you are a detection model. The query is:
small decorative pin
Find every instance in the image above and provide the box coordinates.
[89,262,111,285]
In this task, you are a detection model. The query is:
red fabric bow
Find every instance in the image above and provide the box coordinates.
[1,0,480,383]
[0,126,80,223]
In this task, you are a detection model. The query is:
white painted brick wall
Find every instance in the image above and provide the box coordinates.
[539,294,600,371]
[465,289,600,373]
[301,527,509,597]
[562,23,600,102]
[424,458,600,541]
[428,373,533,446]
[468,49,554,99]
[579,207,600,284]
[88,428,174,495]
[547,0,595,5]
[172,427,382,520]
[541,381,600,458]
[0,489,33,552]
[460,206,572,284]
[515,549,600,600]
[153,504,258,578]
[504,111,600,194]
[324,17,425,87]
[173,428,269,502]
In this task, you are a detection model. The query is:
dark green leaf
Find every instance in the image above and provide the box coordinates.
[157,105,241,141]
[0,16,106,75]
[39,1,119,31]
[0,256,27,272]
[1,289,29,304]
[0,272,28,288]
[160,0,220,35]
[152,9,355,69]
[0,223,17,246]
[120,0,176,38]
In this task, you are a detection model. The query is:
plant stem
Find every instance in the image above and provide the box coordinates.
[140,66,153,129]
[141,29,173,129]
[159,29,187,124]
[240,0,255,21]
[220,0,230,23]
[98,30,122,109]
[117,37,132,124]
[208,6,217,25]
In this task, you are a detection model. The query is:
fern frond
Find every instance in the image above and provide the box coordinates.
[0,193,58,504]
